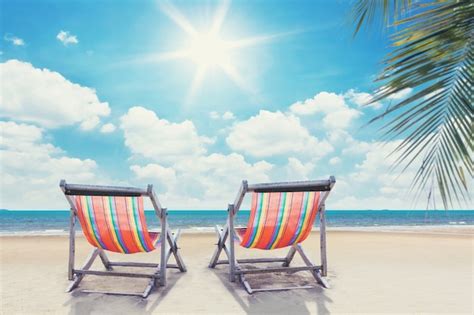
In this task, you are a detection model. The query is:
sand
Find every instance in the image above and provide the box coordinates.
[1,230,473,314]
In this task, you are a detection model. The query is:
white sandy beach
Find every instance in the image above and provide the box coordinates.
[1,229,473,314]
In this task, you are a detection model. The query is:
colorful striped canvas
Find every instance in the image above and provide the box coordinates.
[74,195,159,254]
[239,191,321,250]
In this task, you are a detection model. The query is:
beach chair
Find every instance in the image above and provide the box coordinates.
[60,180,186,298]
[209,177,335,293]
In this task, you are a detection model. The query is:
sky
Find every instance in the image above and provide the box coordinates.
[0,0,443,210]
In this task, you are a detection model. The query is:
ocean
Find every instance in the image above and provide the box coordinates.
[0,210,473,236]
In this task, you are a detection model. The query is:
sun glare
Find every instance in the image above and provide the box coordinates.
[188,33,228,67]
[153,0,283,102]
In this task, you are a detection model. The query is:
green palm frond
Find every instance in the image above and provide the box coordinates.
[352,0,412,35]
[352,0,473,209]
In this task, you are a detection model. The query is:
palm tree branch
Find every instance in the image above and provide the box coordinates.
[352,0,473,208]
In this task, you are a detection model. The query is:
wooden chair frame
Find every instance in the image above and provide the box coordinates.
[60,180,187,298]
[209,177,335,294]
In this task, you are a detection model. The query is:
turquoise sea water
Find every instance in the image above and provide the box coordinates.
[0,210,473,235]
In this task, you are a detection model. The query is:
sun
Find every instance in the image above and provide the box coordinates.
[149,0,284,102]
[188,33,228,68]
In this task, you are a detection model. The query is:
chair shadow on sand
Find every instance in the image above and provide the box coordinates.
[63,268,184,315]
[211,263,334,315]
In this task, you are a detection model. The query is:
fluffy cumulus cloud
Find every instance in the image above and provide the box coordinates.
[56,30,78,45]
[173,153,273,206]
[347,141,425,197]
[226,110,333,159]
[0,78,441,210]
[120,106,214,164]
[328,140,446,209]
[324,129,375,157]
[0,121,100,209]
[121,107,274,208]
[284,157,315,180]
[345,89,382,109]
[0,60,110,129]
[290,91,362,129]
[131,153,273,209]
[130,163,177,190]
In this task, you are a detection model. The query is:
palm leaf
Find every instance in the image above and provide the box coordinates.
[352,0,473,209]
[352,0,412,35]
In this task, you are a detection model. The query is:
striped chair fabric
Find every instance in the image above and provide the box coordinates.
[238,191,321,250]
[74,195,159,254]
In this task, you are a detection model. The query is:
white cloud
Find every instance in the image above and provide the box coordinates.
[226,110,333,159]
[285,157,314,180]
[290,92,345,115]
[329,134,472,209]
[324,130,374,156]
[289,91,361,129]
[329,157,341,165]
[4,34,25,46]
[322,109,361,130]
[131,153,273,209]
[345,89,382,109]
[56,30,78,45]
[121,106,274,208]
[130,163,177,190]
[387,87,413,100]
[209,111,235,120]
[1,121,44,148]
[80,116,100,131]
[0,121,100,209]
[100,123,116,133]
[328,140,423,209]
[222,111,235,120]
[0,60,110,129]
[174,153,273,197]
[341,138,374,156]
[120,106,214,164]
[176,153,272,182]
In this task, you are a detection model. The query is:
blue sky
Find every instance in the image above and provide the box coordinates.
[1,0,433,210]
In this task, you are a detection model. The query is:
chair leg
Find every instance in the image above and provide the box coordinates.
[166,228,186,272]
[239,273,253,294]
[165,230,178,263]
[143,263,162,298]
[160,215,167,287]
[320,204,328,277]
[98,249,113,271]
[68,209,76,280]
[209,225,229,268]
[228,206,237,282]
[66,248,99,292]
[296,244,329,288]
[142,279,156,299]
[282,244,298,267]
[229,244,329,294]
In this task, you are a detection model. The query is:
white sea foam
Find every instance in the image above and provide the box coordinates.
[1,224,472,237]
[0,229,69,236]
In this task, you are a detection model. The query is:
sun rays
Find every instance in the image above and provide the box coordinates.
[152,0,284,102]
